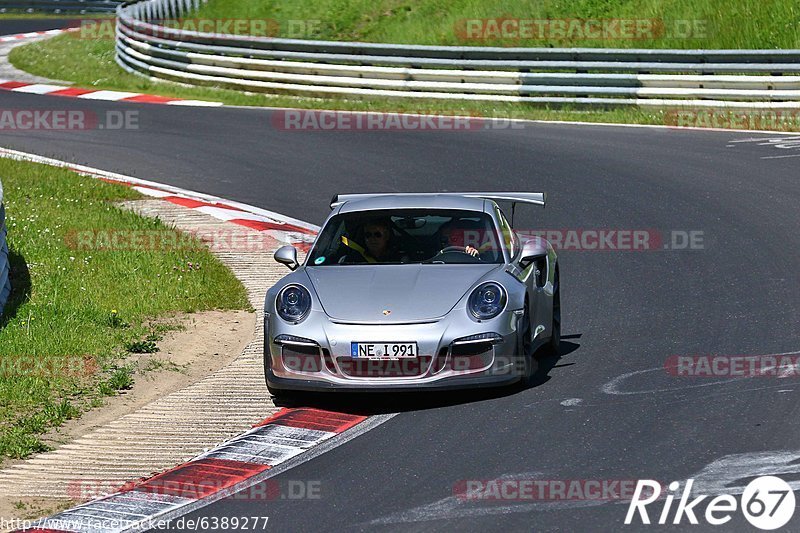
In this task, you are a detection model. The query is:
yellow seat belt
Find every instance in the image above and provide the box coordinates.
[341,236,377,263]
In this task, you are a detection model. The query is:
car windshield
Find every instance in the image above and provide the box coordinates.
[307,209,504,265]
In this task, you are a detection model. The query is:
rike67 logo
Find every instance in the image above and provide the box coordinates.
[626,476,795,530]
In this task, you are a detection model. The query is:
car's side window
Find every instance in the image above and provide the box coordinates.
[495,207,517,258]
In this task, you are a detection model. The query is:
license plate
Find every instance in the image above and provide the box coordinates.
[351,342,417,359]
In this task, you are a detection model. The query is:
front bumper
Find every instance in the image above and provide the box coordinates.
[265,368,521,392]
[264,307,532,392]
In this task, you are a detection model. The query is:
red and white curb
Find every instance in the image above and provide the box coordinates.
[0,147,318,250]
[0,80,223,107]
[0,28,72,43]
[20,408,374,533]
[0,28,219,106]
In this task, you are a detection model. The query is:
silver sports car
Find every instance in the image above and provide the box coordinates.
[264,192,560,395]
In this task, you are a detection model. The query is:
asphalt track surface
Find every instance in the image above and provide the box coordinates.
[1,86,799,531]
[0,18,81,35]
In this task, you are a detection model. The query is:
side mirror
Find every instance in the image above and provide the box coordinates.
[274,245,299,271]
[519,238,548,271]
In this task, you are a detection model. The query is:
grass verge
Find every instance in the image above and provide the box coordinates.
[194,0,800,49]
[0,157,250,462]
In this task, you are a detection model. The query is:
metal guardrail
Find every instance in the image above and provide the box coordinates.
[0,178,10,317]
[0,1,122,13]
[116,0,800,107]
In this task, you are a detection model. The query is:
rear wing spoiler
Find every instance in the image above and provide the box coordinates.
[330,192,546,210]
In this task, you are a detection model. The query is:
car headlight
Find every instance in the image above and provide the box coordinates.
[276,284,312,323]
[468,282,507,321]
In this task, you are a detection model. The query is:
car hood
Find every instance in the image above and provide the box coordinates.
[305,264,500,322]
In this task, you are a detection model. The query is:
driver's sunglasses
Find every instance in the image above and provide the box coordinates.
[365,231,385,238]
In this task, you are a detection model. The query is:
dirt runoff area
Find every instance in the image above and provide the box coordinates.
[0,309,255,524]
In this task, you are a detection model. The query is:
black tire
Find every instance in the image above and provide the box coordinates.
[519,297,535,383]
[546,266,561,356]
[267,383,303,406]
[264,354,291,401]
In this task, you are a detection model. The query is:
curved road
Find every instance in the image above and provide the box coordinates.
[0,18,82,35]
[1,88,799,531]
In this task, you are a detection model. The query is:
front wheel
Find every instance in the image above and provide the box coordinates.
[265,355,301,404]
[519,298,535,383]
[266,382,303,405]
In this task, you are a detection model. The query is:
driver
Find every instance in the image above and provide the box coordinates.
[439,220,480,257]
[340,218,401,263]
[363,219,396,261]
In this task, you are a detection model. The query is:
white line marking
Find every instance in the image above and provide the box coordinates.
[370,448,800,526]
[600,366,749,396]
[689,449,800,496]
[195,205,260,221]
[11,83,68,94]
[131,186,172,198]
[367,471,604,525]
[761,153,800,159]
[728,136,800,143]
[602,350,800,396]
[77,90,143,101]
[370,494,604,524]
[167,99,225,107]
